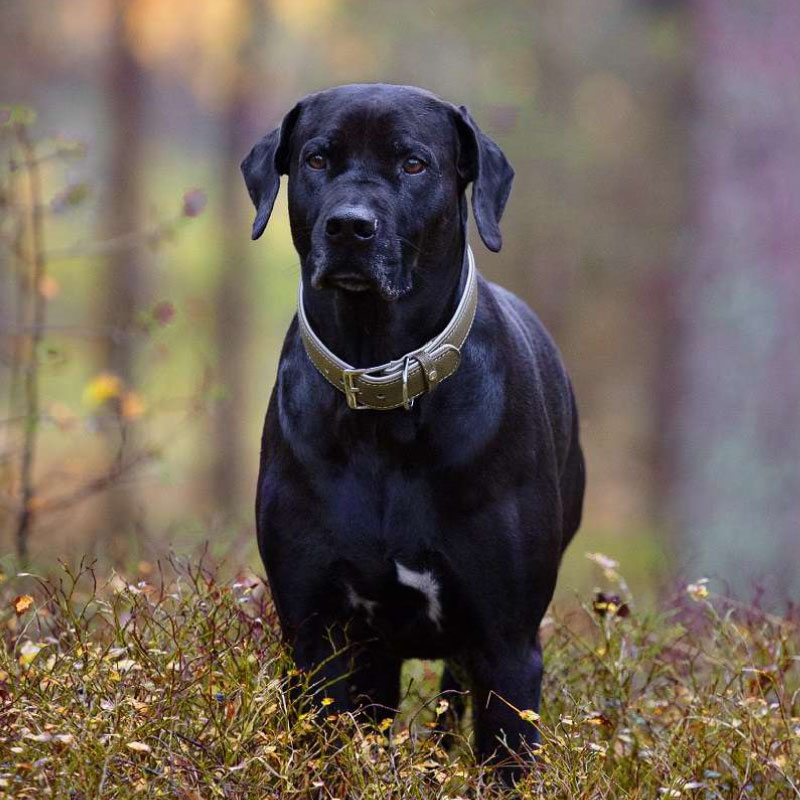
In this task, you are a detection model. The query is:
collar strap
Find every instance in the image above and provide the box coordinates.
[298,246,478,411]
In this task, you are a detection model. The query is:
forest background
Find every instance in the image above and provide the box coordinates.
[2,0,799,609]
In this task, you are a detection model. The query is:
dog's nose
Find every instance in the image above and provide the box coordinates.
[325,206,378,243]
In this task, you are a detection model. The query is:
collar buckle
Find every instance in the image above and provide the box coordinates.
[342,363,388,410]
[342,369,365,410]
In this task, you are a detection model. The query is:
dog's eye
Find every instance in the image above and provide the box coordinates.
[306,153,327,170]
[402,156,426,175]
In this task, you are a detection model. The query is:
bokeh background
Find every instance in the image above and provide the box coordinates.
[1,0,799,608]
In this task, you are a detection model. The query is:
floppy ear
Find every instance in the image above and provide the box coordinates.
[453,105,514,252]
[240,103,301,240]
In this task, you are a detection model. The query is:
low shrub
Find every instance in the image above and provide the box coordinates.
[1,556,797,798]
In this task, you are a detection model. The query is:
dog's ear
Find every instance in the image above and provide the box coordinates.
[241,102,302,240]
[453,105,514,253]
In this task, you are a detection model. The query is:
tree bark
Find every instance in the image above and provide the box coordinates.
[210,0,265,523]
[211,76,250,523]
[669,0,800,604]
[100,0,146,563]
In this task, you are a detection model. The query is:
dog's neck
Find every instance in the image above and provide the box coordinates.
[300,207,469,369]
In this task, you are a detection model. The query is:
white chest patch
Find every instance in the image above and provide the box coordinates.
[395,561,443,629]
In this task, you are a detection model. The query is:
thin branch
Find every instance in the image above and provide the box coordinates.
[0,322,138,344]
[3,180,28,456]
[44,216,182,262]
[34,447,158,515]
[14,125,48,565]
[9,145,86,171]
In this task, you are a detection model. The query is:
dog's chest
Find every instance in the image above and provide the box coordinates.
[320,452,464,651]
[268,335,514,652]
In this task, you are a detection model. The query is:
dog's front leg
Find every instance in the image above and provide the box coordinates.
[290,624,403,728]
[288,619,357,716]
[469,638,544,780]
[346,644,402,725]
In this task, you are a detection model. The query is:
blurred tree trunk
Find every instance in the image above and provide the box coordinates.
[522,0,581,341]
[100,0,146,563]
[669,0,800,604]
[210,0,263,524]
[212,81,248,523]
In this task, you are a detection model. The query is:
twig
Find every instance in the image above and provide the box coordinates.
[0,321,136,340]
[2,156,27,485]
[33,447,158,515]
[44,216,181,262]
[14,124,47,565]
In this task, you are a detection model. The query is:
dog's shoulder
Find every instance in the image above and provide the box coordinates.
[483,280,555,357]
[479,277,576,451]
[270,314,341,442]
[480,279,569,385]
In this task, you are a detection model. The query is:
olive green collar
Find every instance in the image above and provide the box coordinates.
[297,246,478,411]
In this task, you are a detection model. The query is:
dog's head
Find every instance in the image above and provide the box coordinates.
[241,84,513,300]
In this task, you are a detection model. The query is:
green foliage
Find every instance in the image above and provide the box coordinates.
[1,559,797,798]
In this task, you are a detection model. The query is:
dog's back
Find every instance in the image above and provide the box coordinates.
[489,280,585,552]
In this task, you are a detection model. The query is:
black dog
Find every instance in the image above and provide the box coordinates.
[242,84,585,771]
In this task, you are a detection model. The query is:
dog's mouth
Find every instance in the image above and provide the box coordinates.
[325,272,373,292]
[306,218,416,300]
[309,251,410,301]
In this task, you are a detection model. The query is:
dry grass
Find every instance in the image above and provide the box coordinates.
[1,555,798,799]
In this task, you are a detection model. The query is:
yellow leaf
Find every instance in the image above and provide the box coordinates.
[82,372,123,408]
[686,580,710,602]
[320,697,334,706]
[126,741,151,753]
[19,640,43,667]
[13,595,34,615]
[519,709,540,723]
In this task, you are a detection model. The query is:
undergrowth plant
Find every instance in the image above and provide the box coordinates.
[0,105,207,566]
[0,554,797,799]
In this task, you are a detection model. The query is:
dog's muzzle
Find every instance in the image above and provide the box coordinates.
[297,246,478,411]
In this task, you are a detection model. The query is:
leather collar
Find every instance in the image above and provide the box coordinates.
[297,246,478,410]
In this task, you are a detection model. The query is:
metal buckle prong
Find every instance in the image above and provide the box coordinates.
[342,370,363,410]
[401,356,415,411]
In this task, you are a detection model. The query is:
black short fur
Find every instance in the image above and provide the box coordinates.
[242,83,585,773]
